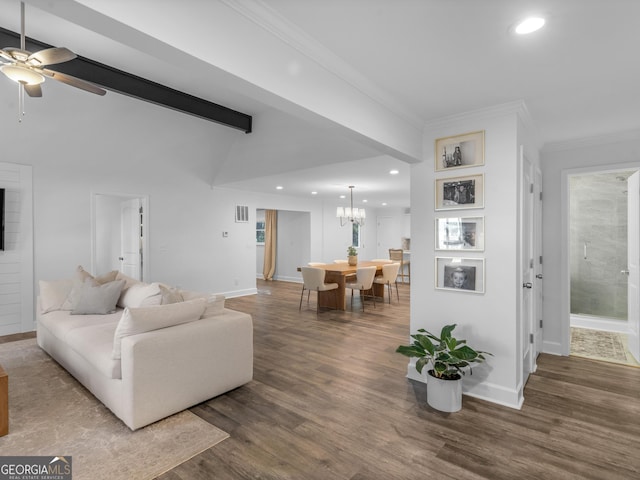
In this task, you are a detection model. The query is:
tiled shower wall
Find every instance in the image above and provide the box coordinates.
[569,171,632,320]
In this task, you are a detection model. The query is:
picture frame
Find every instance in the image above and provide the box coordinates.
[435,216,485,251]
[435,130,485,171]
[435,173,484,211]
[435,257,485,294]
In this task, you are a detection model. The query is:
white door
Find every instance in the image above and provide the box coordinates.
[520,151,535,381]
[377,216,398,259]
[627,171,640,362]
[120,198,142,280]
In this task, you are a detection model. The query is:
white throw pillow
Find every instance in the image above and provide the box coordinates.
[71,279,126,315]
[39,279,73,313]
[112,297,206,360]
[116,271,144,307]
[118,282,162,309]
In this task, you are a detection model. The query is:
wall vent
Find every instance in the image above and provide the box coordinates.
[235,205,249,223]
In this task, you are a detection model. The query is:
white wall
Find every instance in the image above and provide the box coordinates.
[541,131,640,355]
[411,102,536,409]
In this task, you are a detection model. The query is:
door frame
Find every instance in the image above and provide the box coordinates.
[560,162,640,355]
[90,192,149,281]
[519,147,537,383]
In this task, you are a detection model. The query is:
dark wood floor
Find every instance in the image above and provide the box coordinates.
[4,281,640,479]
[156,280,640,480]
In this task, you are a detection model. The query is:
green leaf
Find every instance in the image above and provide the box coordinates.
[440,324,456,340]
[450,345,481,361]
[395,345,425,358]
[416,357,429,374]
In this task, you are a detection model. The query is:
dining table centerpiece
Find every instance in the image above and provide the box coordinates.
[347,245,358,266]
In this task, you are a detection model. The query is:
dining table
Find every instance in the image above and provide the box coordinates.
[298,260,391,311]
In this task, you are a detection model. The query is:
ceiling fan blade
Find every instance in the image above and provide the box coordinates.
[28,47,76,66]
[42,68,106,96]
[0,50,13,62]
[23,83,42,97]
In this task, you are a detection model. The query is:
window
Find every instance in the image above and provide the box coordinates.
[256,221,265,245]
[352,223,361,248]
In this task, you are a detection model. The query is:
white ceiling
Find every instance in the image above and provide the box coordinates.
[2,0,639,209]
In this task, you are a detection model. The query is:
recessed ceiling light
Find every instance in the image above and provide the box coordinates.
[382,202,387,206]
[389,169,399,175]
[514,17,545,35]
[311,191,318,195]
[276,186,283,190]
[363,199,368,203]
[340,195,346,199]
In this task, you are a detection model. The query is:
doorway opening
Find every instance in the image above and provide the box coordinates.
[568,169,639,366]
[255,208,311,285]
[91,193,149,282]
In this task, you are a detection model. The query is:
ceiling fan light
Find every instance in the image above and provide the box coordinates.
[1,64,44,85]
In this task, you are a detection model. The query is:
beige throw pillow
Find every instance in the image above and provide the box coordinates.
[39,279,74,313]
[112,298,206,360]
[70,279,126,315]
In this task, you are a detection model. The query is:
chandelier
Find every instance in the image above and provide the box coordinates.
[336,185,366,226]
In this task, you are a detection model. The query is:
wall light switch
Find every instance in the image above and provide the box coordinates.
[222,231,229,238]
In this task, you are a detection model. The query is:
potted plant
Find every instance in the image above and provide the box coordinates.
[347,245,358,266]
[396,324,490,412]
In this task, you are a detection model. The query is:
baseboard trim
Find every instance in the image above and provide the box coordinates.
[221,288,258,298]
[570,314,628,333]
[404,361,522,409]
[543,340,565,356]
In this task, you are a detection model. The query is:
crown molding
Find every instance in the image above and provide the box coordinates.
[423,100,530,132]
[220,0,423,129]
[542,129,640,153]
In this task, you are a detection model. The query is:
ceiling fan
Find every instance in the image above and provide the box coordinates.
[0,2,105,118]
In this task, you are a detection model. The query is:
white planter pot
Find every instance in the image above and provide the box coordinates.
[426,370,462,412]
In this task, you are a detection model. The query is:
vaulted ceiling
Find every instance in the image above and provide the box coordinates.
[1,0,638,208]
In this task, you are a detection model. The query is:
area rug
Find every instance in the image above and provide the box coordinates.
[0,339,229,480]
[570,327,640,367]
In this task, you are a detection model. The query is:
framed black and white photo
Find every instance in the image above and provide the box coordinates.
[435,173,484,211]
[435,216,485,251]
[435,130,485,171]
[435,257,485,294]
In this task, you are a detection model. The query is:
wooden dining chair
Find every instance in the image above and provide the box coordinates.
[299,267,339,313]
[389,249,410,283]
[373,262,401,303]
[345,266,377,311]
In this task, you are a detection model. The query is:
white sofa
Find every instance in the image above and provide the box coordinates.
[36,268,253,430]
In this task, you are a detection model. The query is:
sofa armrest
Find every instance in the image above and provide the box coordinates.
[119,309,253,430]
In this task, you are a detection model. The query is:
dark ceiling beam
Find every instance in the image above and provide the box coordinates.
[0,27,252,133]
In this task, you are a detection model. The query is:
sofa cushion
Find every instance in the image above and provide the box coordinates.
[71,279,126,315]
[159,284,183,304]
[39,279,74,313]
[65,322,122,379]
[118,282,162,309]
[180,290,226,318]
[38,308,123,342]
[112,298,207,360]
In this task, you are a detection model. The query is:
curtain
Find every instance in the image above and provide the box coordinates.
[263,210,277,280]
